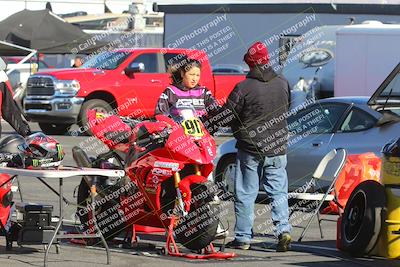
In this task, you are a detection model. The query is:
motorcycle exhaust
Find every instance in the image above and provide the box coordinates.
[72,146,92,168]
[72,146,95,187]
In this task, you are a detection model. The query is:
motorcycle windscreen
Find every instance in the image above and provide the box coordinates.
[165,107,215,164]
[166,126,203,163]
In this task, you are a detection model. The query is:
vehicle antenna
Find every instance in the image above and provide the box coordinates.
[382,87,394,111]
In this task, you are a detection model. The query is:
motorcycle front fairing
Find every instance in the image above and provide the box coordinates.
[156,111,217,165]
[124,109,217,219]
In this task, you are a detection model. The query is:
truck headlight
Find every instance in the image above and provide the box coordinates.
[55,80,80,95]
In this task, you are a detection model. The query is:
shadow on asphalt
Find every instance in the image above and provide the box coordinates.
[0,245,39,254]
[250,239,398,267]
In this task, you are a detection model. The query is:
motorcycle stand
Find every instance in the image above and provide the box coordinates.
[163,216,236,260]
[122,225,157,250]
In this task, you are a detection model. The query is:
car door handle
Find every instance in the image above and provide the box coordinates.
[312,141,323,147]
[150,79,161,83]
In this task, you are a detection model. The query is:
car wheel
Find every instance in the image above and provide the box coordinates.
[341,180,385,255]
[39,123,72,135]
[78,99,113,135]
[215,154,236,200]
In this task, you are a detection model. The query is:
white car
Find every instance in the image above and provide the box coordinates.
[214,63,400,193]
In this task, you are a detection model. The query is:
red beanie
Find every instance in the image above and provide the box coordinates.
[244,41,270,68]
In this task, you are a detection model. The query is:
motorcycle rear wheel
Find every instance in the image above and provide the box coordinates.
[76,178,126,241]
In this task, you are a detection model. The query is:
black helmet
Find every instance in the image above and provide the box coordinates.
[0,134,26,154]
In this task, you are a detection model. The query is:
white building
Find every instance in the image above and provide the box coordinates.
[0,0,154,21]
[155,0,400,68]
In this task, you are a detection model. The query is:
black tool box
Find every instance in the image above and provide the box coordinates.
[15,203,57,245]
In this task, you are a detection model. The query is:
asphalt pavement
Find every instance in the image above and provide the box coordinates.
[0,122,398,267]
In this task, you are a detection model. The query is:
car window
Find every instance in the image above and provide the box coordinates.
[379,70,400,97]
[213,68,240,73]
[163,53,185,71]
[339,108,377,132]
[288,103,348,135]
[132,53,159,73]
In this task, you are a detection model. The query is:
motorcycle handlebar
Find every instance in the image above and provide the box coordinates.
[134,128,171,147]
[120,116,142,128]
[134,137,152,146]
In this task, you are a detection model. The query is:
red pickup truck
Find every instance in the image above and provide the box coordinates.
[23,48,245,134]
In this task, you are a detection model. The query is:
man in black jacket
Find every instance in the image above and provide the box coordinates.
[0,58,31,138]
[212,42,291,251]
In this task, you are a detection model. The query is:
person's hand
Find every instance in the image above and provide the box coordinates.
[22,124,32,137]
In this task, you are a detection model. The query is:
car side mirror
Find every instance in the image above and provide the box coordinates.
[125,62,145,75]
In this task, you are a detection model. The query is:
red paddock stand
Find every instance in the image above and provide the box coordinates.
[163,217,236,260]
[128,217,236,260]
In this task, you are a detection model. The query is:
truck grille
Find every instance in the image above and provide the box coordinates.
[27,77,54,96]
[24,103,52,111]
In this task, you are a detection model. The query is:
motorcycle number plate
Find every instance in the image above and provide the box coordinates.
[181,118,204,137]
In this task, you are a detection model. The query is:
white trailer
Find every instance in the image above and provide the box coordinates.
[334,22,400,97]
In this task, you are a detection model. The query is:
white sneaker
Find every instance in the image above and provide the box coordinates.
[215,223,229,239]
[210,195,221,205]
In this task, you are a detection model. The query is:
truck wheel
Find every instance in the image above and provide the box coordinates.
[39,123,72,135]
[215,154,236,200]
[341,180,385,256]
[79,99,113,135]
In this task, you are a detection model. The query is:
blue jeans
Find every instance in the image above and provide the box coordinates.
[233,149,291,242]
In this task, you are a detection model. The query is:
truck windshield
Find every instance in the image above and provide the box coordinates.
[82,51,131,70]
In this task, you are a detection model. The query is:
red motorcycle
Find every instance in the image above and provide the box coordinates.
[0,173,13,249]
[73,108,234,259]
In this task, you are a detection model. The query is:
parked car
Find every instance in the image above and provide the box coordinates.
[214,62,400,193]
[282,25,341,99]
[23,48,245,134]
[283,21,400,100]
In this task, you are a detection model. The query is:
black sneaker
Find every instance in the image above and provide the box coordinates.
[276,232,291,252]
[225,239,250,250]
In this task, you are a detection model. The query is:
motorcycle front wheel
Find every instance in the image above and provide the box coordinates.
[174,182,220,250]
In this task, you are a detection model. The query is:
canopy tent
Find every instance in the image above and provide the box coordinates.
[0,40,36,57]
[0,40,37,76]
[0,9,104,54]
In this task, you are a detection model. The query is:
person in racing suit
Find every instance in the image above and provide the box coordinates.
[0,58,31,138]
[0,57,31,242]
[155,57,227,238]
[155,58,220,119]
